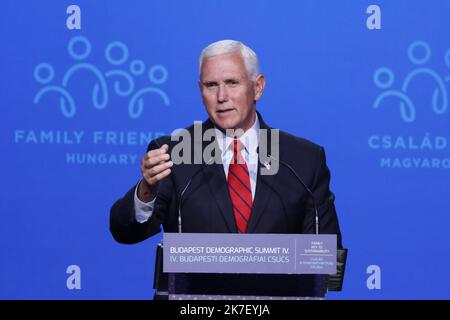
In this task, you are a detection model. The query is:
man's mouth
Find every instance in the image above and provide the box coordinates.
[217,108,234,115]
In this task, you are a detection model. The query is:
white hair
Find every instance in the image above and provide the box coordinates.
[199,40,260,80]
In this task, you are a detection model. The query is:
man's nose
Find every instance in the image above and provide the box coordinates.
[217,84,228,103]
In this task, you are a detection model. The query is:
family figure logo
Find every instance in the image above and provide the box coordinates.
[369,40,450,170]
[33,36,170,119]
[373,40,450,123]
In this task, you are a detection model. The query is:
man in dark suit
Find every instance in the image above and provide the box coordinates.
[110,40,342,248]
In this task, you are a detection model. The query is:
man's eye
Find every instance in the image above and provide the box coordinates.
[205,83,217,88]
[228,80,239,86]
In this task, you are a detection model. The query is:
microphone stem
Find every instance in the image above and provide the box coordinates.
[178,157,214,233]
[268,154,320,235]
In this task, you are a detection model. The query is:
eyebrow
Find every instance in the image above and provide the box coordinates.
[202,80,218,86]
[202,78,240,85]
[224,78,239,83]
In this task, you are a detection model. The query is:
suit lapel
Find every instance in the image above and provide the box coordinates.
[203,163,237,233]
[247,112,280,232]
[200,119,237,233]
[246,164,274,232]
[246,138,280,232]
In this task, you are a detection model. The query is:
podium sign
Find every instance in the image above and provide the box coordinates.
[163,233,336,275]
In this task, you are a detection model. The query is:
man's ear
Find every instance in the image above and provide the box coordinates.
[254,74,266,101]
[198,79,203,92]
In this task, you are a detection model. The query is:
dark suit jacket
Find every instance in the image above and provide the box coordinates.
[110,112,342,248]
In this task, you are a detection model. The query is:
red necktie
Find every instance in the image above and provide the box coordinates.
[227,139,253,233]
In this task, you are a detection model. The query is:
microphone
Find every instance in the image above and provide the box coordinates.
[261,151,320,234]
[177,157,215,233]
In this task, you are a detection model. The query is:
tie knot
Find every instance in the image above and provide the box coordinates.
[230,139,245,164]
[232,139,244,152]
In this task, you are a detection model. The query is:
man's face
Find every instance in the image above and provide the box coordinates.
[199,52,265,133]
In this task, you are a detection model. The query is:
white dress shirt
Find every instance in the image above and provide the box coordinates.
[134,116,260,223]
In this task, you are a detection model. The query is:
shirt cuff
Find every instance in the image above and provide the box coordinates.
[134,180,156,223]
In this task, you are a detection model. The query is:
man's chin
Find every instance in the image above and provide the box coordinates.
[212,118,239,131]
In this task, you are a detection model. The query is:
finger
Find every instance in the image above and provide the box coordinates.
[142,160,172,180]
[143,153,171,168]
[148,168,172,185]
[155,144,169,156]
[160,144,169,152]
[147,160,173,177]
[146,144,169,158]
[142,150,170,165]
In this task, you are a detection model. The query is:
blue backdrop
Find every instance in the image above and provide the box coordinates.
[1,0,450,299]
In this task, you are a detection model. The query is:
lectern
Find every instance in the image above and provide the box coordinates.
[153,233,347,300]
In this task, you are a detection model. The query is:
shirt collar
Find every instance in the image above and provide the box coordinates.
[214,115,260,157]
